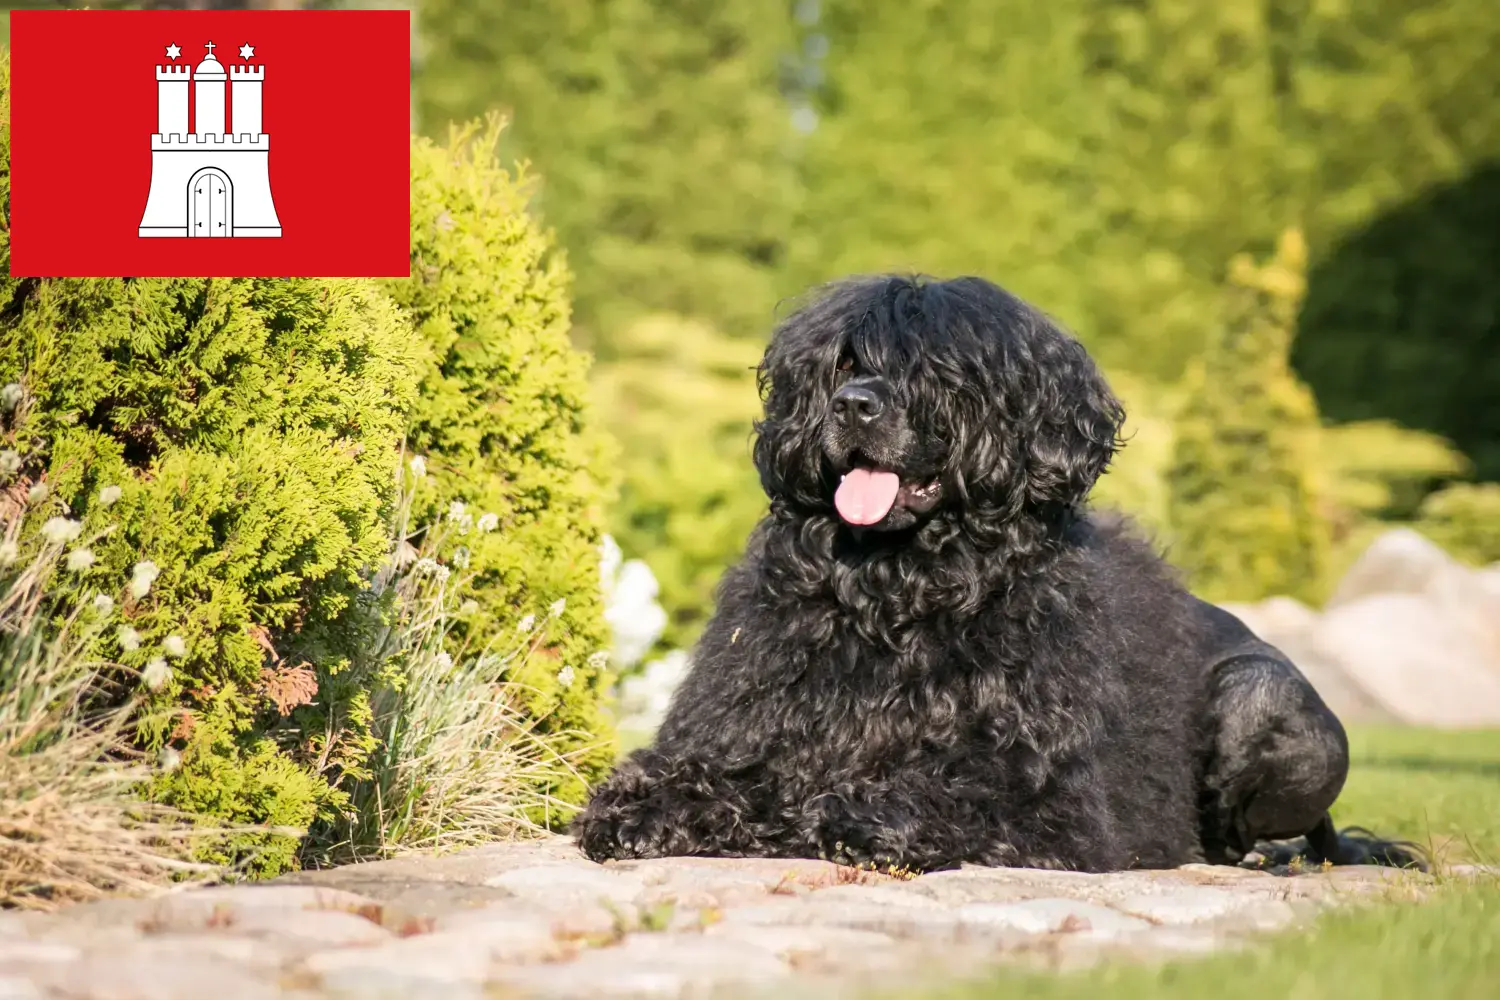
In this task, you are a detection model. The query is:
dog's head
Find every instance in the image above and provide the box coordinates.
[754,275,1124,533]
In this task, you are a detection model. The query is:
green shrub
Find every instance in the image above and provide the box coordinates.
[591,314,765,650]
[1413,483,1500,567]
[1166,230,1331,603]
[0,266,421,874]
[379,118,617,813]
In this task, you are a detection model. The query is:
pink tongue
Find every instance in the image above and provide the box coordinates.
[834,468,901,525]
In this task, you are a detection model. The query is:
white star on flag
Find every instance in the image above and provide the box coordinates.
[239,43,255,60]
[165,43,182,60]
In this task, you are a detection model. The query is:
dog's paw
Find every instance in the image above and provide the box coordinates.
[807,795,912,871]
[571,785,679,863]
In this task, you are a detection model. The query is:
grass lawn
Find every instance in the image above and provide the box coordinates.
[929,725,1500,1000]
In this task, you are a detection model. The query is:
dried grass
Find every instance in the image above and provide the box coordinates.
[0,495,272,911]
[317,460,600,861]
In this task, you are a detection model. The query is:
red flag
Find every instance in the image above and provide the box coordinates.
[8,9,411,278]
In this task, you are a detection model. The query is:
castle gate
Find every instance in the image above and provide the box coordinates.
[188,167,233,237]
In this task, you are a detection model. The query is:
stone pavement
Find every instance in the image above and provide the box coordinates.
[0,836,1462,1000]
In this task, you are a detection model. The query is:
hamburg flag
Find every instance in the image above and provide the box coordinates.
[7,9,411,278]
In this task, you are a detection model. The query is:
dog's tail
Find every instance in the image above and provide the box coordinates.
[1304,813,1429,872]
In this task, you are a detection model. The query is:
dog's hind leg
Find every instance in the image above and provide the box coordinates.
[1198,651,1352,866]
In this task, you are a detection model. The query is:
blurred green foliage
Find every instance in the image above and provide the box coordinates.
[415,0,798,351]
[412,0,1499,617]
[590,315,765,650]
[1167,231,1330,603]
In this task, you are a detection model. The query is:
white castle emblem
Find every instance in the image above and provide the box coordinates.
[138,41,282,238]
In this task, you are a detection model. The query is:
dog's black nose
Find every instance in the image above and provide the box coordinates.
[830,383,885,427]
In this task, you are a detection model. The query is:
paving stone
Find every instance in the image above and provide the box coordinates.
[26,952,285,1000]
[0,977,43,1000]
[427,909,568,962]
[486,864,648,905]
[493,933,790,999]
[1115,887,1251,924]
[0,940,80,966]
[316,967,489,1000]
[205,907,395,948]
[7,835,1437,999]
[303,932,497,984]
[956,898,1152,937]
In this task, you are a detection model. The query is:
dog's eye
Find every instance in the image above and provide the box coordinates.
[835,356,855,383]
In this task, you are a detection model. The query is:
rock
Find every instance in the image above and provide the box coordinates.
[1327,529,1454,607]
[956,898,1151,937]
[1217,596,1319,642]
[1311,593,1500,726]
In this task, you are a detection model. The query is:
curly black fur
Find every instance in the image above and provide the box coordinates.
[575,274,1424,873]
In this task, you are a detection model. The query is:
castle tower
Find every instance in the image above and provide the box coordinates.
[155,64,191,137]
[230,64,265,137]
[193,42,227,135]
[140,39,282,238]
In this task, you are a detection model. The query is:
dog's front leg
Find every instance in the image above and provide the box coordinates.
[802,775,998,872]
[805,763,1124,874]
[572,748,776,862]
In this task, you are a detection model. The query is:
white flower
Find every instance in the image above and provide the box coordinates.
[161,635,187,658]
[41,517,81,544]
[556,665,576,689]
[0,450,20,476]
[477,512,499,533]
[452,547,471,569]
[414,557,439,575]
[459,599,480,616]
[130,561,161,599]
[604,558,667,670]
[457,514,473,535]
[117,626,141,651]
[548,598,566,618]
[434,651,454,671]
[409,455,427,479]
[0,383,22,411]
[98,485,123,508]
[517,613,536,634]
[447,500,467,522]
[27,483,48,504]
[0,541,17,567]
[92,594,115,615]
[599,535,623,596]
[586,650,610,671]
[157,746,183,772]
[615,651,692,731]
[66,547,95,572]
[141,657,172,692]
[434,565,452,583]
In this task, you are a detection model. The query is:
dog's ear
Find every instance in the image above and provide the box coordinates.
[1016,326,1125,508]
[752,315,832,510]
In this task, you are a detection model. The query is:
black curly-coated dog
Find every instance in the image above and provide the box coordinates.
[575,274,1419,873]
